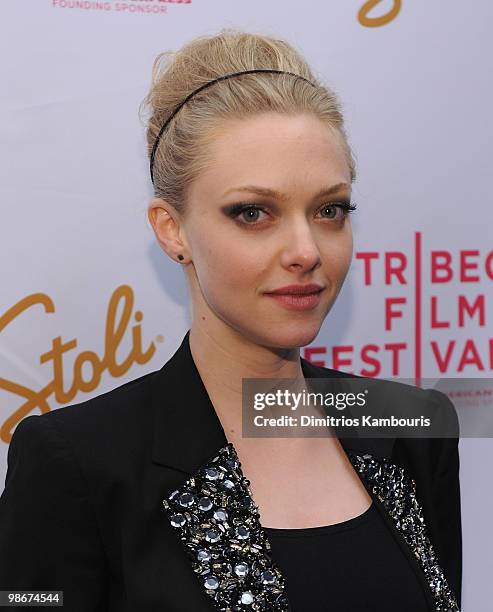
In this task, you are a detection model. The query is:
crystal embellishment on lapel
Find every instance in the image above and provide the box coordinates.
[348,451,460,612]
[162,442,290,611]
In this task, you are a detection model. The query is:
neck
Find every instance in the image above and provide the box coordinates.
[188,322,306,437]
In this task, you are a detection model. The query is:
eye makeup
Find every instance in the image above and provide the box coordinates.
[221,200,357,227]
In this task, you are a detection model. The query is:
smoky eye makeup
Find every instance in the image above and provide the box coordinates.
[221,200,357,226]
[221,202,277,217]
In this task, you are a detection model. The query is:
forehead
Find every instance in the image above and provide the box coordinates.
[190,113,350,201]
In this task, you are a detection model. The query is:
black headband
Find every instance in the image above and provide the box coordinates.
[149,68,316,184]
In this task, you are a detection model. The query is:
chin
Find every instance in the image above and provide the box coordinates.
[253,322,322,351]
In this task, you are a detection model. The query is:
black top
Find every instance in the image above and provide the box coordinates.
[264,501,430,611]
[0,331,462,611]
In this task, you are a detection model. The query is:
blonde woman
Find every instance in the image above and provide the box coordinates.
[0,29,461,611]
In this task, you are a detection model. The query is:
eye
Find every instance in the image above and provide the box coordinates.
[223,200,357,227]
[317,201,357,221]
[224,203,270,225]
[239,205,267,223]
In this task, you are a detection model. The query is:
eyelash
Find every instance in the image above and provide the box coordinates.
[226,201,357,226]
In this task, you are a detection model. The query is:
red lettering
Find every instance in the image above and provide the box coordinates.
[385,252,407,284]
[486,252,493,280]
[430,340,456,372]
[384,342,407,375]
[431,251,452,283]
[360,344,380,377]
[304,346,326,367]
[458,295,485,326]
[430,296,449,328]
[385,297,406,331]
[460,250,480,282]
[332,346,353,371]
[458,340,484,371]
[355,252,379,285]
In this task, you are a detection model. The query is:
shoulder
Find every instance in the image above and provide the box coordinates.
[305,359,460,465]
[22,367,157,436]
[304,359,457,415]
[8,368,160,481]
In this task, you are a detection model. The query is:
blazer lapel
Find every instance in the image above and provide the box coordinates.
[151,331,459,611]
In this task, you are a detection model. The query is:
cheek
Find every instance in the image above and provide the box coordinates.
[321,234,353,278]
[194,233,264,293]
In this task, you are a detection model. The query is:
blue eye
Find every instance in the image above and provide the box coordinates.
[223,201,357,227]
[238,206,267,223]
[318,201,357,220]
[223,203,268,225]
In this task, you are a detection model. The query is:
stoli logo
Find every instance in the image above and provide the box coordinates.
[0,285,156,443]
[358,0,401,27]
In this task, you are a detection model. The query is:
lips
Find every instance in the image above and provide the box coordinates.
[265,283,324,296]
[264,289,324,311]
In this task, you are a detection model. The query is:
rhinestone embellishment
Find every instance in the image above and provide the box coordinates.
[162,442,460,611]
[162,443,290,611]
[348,452,460,612]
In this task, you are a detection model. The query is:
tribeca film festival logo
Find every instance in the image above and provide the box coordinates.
[0,285,156,444]
[303,233,492,386]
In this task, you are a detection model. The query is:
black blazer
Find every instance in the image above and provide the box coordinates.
[0,330,462,611]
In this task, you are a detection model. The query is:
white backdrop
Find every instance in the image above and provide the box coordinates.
[1,1,492,609]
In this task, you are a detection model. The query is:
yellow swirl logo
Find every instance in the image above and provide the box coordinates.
[358,0,401,27]
[0,285,156,443]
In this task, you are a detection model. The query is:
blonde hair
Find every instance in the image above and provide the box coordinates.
[139,28,357,214]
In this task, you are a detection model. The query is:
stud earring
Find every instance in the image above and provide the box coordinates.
[177,254,184,261]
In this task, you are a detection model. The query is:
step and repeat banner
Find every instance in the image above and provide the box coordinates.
[1,1,491,609]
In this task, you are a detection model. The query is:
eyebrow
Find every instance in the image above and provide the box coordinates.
[222,182,350,202]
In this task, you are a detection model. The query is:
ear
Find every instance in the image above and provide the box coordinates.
[148,198,189,263]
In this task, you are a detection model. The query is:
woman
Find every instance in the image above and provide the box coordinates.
[0,29,461,611]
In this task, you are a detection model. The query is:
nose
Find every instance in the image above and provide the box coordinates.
[280,220,321,272]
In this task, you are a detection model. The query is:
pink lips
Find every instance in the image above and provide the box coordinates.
[264,283,325,311]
